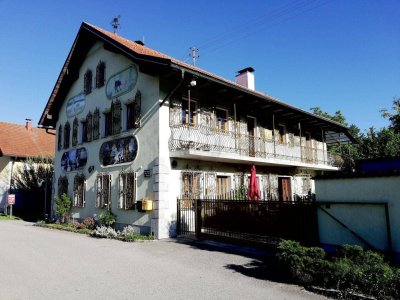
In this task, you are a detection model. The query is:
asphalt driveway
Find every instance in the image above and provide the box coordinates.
[0,221,327,300]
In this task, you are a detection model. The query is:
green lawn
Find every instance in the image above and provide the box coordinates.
[0,215,22,220]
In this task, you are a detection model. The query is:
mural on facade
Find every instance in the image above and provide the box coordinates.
[66,93,85,118]
[100,136,138,166]
[61,148,88,172]
[106,66,138,99]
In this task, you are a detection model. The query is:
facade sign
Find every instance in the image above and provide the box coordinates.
[61,148,88,172]
[66,93,85,118]
[106,66,138,99]
[100,136,138,166]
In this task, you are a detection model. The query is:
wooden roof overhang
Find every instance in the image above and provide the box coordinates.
[168,64,357,146]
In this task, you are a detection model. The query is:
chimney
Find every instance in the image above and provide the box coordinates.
[134,40,145,46]
[235,67,255,91]
[25,119,32,131]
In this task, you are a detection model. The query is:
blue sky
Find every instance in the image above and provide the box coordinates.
[0,0,398,132]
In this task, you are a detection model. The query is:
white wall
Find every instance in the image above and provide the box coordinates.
[54,42,160,234]
[0,157,11,211]
[316,176,400,255]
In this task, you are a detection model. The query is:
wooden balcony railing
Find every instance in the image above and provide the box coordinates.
[169,124,343,168]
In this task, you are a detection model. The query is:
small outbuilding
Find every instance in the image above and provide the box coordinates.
[315,157,400,261]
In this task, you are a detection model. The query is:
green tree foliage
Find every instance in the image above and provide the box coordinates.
[311,98,400,167]
[12,156,53,193]
[380,97,400,133]
[54,193,72,223]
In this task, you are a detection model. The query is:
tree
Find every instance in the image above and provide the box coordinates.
[12,156,53,193]
[11,156,53,220]
[380,97,400,133]
[311,100,400,168]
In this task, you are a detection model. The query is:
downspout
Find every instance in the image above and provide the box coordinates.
[272,113,276,158]
[299,122,302,162]
[159,69,185,107]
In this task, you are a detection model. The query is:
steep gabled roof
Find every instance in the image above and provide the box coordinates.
[39,22,356,144]
[0,122,55,158]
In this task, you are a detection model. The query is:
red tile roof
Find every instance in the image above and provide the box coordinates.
[0,122,55,158]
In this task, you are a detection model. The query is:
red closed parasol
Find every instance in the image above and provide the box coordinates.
[248,165,261,201]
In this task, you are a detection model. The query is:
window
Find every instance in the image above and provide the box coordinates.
[104,111,112,137]
[181,99,197,125]
[119,172,137,209]
[112,99,121,135]
[96,174,111,208]
[63,122,70,149]
[92,108,100,140]
[58,176,68,196]
[73,174,85,207]
[182,171,201,198]
[126,90,141,130]
[82,112,92,143]
[57,125,63,151]
[217,176,230,197]
[215,108,228,131]
[84,70,92,95]
[96,61,105,88]
[72,118,78,146]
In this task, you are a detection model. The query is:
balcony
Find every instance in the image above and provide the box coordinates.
[169,124,343,170]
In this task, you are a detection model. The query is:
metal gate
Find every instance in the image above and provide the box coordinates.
[177,197,318,246]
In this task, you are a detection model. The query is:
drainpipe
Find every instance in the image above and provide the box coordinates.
[299,122,302,162]
[234,103,237,150]
[272,113,276,158]
[322,129,326,164]
[159,69,185,107]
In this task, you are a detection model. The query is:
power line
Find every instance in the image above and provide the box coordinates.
[179,0,333,62]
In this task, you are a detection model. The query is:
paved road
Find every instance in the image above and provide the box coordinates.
[0,221,327,300]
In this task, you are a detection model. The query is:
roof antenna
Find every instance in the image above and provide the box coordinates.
[111,15,121,34]
[189,47,199,66]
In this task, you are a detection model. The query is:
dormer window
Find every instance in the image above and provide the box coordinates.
[84,70,92,95]
[96,61,105,88]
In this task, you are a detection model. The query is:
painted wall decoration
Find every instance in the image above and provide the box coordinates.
[100,136,138,166]
[66,93,85,118]
[106,66,138,99]
[61,148,88,172]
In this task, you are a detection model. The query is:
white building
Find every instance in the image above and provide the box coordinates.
[39,22,354,239]
[0,120,54,215]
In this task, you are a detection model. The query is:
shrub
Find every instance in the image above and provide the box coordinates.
[120,225,139,236]
[98,210,116,227]
[277,241,400,299]
[54,193,72,223]
[73,222,85,230]
[83,216,96,230]
[90,226,118,238]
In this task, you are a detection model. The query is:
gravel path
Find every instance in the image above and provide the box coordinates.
[0,221,327,300]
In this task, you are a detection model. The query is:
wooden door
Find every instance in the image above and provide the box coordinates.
[278,177,292,202]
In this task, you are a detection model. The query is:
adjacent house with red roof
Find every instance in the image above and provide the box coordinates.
[39,22,355,238]
[0,120,55,213]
